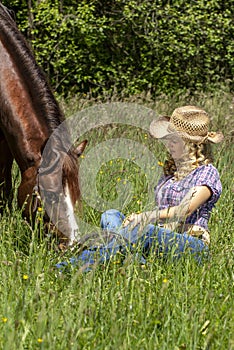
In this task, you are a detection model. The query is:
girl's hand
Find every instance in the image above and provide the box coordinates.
[122,210,158,232]
[122,213,144,229]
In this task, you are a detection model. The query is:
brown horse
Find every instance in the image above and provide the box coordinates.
[0,3,87,246]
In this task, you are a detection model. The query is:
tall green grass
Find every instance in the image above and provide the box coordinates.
[0,91,233,349]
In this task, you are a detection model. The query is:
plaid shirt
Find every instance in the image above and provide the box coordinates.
[154,164,222,230]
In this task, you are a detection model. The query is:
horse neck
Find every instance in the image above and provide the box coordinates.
[0,11,65,171]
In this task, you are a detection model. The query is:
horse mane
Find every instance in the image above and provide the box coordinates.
[0,4,64,133]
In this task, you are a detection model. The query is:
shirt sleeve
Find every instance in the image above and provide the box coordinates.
[193,164,222,204]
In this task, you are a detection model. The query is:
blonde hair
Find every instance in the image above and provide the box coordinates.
[163,142,213,180]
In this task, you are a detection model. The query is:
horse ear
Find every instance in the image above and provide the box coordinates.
[74,140,88,158]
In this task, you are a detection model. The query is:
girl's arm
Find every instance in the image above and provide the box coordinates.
[123,185,212,229]
[159,185,212,221]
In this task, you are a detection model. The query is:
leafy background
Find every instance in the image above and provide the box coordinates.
[2,0,234,96]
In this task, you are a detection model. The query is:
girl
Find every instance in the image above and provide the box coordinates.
[57,105,223,270]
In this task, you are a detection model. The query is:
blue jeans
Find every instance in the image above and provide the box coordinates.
[56,209,209,270]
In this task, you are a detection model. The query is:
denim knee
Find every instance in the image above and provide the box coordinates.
[100,209,125,231]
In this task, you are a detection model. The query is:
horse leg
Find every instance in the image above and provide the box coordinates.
[0,133,14,211]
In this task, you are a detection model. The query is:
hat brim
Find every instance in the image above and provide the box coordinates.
[207,132,224,143]
[149,116,174,139]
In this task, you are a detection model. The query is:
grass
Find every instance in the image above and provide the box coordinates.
[0,90,233,349]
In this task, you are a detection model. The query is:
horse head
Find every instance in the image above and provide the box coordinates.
[38,139,87,247]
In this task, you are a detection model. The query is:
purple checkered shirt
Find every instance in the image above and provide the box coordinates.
[154,164,222,230]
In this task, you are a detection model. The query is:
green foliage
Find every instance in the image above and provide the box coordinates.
[2,0,233,96]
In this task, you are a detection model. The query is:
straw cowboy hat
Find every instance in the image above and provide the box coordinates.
[149,105,224,144]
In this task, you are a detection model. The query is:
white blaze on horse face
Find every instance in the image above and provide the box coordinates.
[64,184,79,245]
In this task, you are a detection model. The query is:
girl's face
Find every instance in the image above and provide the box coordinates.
[163,135,186,160]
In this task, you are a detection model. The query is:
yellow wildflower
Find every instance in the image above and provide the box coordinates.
[2,317,8,323]
[23,274,29,280]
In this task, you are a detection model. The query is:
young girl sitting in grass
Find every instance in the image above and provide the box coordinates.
[57,105,223,270]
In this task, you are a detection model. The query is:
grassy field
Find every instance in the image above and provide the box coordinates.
[0,91,233,349]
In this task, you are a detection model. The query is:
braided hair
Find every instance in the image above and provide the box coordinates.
[163,142,213,180]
